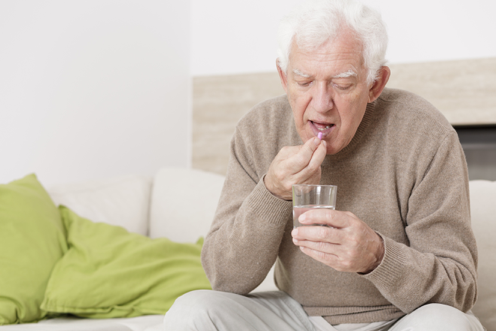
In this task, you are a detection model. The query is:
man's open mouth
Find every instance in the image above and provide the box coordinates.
[310,121,335,138]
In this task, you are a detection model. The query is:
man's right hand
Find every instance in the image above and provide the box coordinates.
[264,137,327,200]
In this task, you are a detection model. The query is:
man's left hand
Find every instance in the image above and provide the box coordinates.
[291,210,384,274]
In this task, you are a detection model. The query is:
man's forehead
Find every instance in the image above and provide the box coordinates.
[288,31,364,80]
[292,68,357,79]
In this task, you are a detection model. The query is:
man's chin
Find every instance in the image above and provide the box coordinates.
[323,140,346,155]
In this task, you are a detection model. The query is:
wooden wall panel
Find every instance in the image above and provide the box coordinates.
[387,57,496,125]
[192,72,284,175]
[193,58,496,175]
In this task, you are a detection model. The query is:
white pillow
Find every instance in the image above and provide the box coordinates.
[149,168,224,242]
[47,175,152,235]
[469,180,496,330]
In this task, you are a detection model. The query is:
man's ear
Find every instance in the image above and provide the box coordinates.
[368,66,390,103]
[276,60,288,94]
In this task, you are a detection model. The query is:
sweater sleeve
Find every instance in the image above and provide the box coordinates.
[201,125,292,294]
[362,130,478,313]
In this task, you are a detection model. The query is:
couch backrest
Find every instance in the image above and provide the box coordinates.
[148,167,225,242]
[46,171,495,329]
[469,180,496,330]
[47,175,152,235]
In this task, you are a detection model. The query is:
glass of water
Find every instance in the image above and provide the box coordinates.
[292,184,337,228]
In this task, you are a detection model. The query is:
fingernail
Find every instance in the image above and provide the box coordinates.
[299,213,306,222]
[292,228,298,236]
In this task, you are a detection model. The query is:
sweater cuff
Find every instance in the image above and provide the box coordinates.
[243,175,293,227]
[360,234,408,289]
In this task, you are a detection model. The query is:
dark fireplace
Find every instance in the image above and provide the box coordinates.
[454,125,496,181]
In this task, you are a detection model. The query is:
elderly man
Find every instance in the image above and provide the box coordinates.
[164,0,484,330]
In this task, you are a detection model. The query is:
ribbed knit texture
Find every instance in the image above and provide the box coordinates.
[201,88,478,324]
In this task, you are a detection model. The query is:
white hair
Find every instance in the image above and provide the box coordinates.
[277,0,388,84]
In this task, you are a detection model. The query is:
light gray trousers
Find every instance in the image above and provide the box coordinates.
[163,290,484,331]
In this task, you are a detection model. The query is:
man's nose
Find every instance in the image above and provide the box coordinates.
[311,82,333,113]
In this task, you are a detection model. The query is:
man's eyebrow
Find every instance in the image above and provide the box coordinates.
[292,68,311,78]
[332,69,357,79]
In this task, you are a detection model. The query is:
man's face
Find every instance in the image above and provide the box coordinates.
[278,29,372,155]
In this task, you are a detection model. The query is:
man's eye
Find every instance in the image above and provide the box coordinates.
[297,81,312,87]
[333,83,352,90]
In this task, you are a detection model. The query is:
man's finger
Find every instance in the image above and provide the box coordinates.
[296,140,327,181]
[299,246,357,272]
[285,137,321,173]
[299,209,350,229]
[292,235,343,253]
[292,225,342,244]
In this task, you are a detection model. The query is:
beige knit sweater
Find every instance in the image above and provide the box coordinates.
[202,88,478,324]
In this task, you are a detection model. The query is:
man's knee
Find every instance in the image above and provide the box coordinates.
[392,304,482,331]
[163,290,237,329]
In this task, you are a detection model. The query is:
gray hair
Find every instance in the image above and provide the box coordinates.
[277,0,388,84]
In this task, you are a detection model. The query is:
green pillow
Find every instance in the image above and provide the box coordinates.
[0,174,67,325]
[41,206,211,318]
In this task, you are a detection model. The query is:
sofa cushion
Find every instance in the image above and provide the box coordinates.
[0,174,67,325]
[47,175,151,235]
[41,206,211,318]
[149,167,280,294]
[469,180,496,330]
[149,168,225,242]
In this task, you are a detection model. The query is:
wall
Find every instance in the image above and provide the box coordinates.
[0,1,190,187]
[2,0,495,186]
[191,0,496,76]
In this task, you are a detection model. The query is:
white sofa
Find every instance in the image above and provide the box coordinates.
[2,168,494,330]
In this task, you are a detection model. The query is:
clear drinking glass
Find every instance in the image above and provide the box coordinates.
[292,184,337,228]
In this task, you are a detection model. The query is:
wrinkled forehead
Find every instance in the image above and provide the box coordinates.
[292,67,358,79]
[288,34,366,79]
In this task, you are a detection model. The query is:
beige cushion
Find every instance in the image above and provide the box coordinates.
[47,175,152,235]
[469,180,496,331]
[149,168,225,242]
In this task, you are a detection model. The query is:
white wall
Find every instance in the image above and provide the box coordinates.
[191,0,496,76]
[2,0,494,187]
[0,1,190,187]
